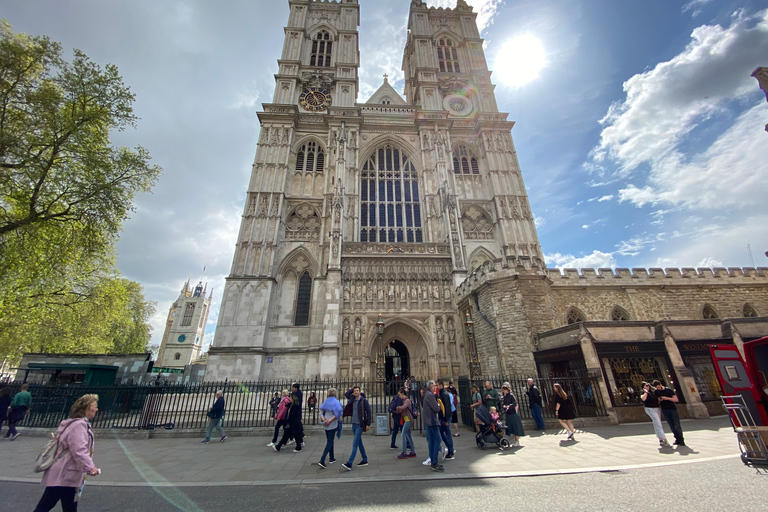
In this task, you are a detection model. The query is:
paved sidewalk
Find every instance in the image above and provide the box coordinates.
[0,417,740,486]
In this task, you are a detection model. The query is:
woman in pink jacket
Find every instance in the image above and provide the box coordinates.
[33,394,101,512]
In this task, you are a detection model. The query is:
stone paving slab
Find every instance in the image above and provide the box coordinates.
[0,417,741,486]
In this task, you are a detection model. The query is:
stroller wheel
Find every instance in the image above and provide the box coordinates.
[478,440,486,450]
[499,438,511,450]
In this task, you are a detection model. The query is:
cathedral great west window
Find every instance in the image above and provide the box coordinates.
[360,145,423,243]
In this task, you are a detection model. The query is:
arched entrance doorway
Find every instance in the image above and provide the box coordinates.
[384,340,409,383]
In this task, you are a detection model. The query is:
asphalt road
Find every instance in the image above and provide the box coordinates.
[4,457,767,512]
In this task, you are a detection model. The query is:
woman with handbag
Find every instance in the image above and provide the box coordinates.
[501,382,525,447]
[395,388,417,459]
[33,394,100,512]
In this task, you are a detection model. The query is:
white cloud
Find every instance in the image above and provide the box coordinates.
[534,216,546,227]
[682,0,715,15]
[697,257,724,268]
[589,10,768,176]
[587,194,614,203]
[581,224,589,229]
[545,250,617,269]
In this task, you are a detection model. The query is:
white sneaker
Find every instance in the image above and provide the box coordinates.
[441,447,448,460]
[422,458,432,466]
[512,441,520,447]
[267,442,276,447]
[286,439,295,446]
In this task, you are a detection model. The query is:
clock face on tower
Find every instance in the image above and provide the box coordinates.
[299,87,331,111]
[177,334,186,343]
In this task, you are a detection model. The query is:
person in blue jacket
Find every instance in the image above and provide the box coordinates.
[202,390,227,444]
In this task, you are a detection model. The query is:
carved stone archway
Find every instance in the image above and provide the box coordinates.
[367,319,432,379]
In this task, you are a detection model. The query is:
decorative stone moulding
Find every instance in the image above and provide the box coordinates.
[343,242,449,256]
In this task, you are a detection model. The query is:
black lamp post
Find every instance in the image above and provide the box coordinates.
[465,313,482,381]
[375,314,386,382]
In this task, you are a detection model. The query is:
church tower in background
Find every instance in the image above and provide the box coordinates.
[157,279,212,368]
[206,0,544,381]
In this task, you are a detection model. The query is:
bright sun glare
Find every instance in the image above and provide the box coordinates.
[494,34,547,87]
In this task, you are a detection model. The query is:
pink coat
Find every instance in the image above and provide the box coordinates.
[41,418,95,488]
[275,396,291,420]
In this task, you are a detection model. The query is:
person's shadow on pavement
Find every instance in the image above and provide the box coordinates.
[675,445,699,456]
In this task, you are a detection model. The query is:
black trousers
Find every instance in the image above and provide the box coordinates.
[34,486,78,512]
[276,425,304,451]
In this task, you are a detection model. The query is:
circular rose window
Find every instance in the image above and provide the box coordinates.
[442,94,472,117]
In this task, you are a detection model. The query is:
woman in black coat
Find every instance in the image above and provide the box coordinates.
[274,394,304,452]
[501,383,525,447]
[554,383,577,440]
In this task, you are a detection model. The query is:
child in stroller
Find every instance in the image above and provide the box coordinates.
[474,405,511,450]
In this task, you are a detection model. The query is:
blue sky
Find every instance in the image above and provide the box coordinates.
[4,0,768,350]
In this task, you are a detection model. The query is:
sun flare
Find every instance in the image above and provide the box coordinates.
[494,34,547,87]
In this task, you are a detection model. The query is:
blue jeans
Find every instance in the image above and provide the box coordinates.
[426,425,441,466]
[347,423,367,465]
[661,408,684,444]
[531,403,546,430]
[391,420,402,447]
[439,421,454,455]
[204,417,225,441]
[401,420,415,454]
[320,429,336,463]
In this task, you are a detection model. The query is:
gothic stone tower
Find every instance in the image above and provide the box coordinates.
[206,0,544,381]
[158,280,212,368]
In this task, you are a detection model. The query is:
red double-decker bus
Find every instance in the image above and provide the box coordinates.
[710,337,768,426]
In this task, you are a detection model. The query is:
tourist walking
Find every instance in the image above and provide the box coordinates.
[317,388,343,468]
[268,389,291,447]
[6,383,32,440]
[32,394,101,512]
[307,392,317,414]
[0,387,11,437]
[201,390,227,443]
[388,390,403,449]
[501,382,525,446]
[421,382,444,472]
[395,388,417,459]
[482,381,500,412]
[269,392,280,417]
[469,385,483,432]
[274,393,304,452]
[553,383,577,440]
[526,378,546,430]
[436,380,455,460]
[641,381,670,447]
[450,387,460,436]
[341,386,371,470]
[654,380,685,446]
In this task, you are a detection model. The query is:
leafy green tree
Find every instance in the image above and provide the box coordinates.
[0,21,161,364]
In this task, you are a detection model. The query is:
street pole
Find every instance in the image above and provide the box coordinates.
[376,314,385,384]
[465,313,482,383]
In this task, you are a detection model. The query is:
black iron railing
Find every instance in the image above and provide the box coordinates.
[1,377,427,432]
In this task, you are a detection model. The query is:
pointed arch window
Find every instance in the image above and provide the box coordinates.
[295,142,324,173]
[360,145,423,243]
[702,305,719,319]
[294,271,312,326]
[174,353,181,360]
[181,303,195,326]
[310,31,332,67]
[743,303,758,318]
[437,38,460,73]
[567,307,586,325]
[452,144,479,175]
[611,306,631,321]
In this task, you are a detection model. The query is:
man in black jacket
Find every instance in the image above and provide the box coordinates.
[388,392,403,450]
[202,390,227,443]
[526,378,546,430]
[341,386,371,471]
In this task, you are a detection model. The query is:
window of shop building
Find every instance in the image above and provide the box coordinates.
[682,353,722,401]
[610,306,630,321]
[602,356,673,406]
[567,307,586,324]
[702,304,719,319]
[743,303,759,317]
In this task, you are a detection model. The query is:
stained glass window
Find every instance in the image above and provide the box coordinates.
[360,145,422,243]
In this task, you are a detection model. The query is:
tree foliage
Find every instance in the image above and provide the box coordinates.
[0,21,161,365]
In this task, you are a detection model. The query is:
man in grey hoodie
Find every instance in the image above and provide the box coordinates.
[421,381,444,472]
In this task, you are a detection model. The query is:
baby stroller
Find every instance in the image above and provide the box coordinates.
[474,405,511,450]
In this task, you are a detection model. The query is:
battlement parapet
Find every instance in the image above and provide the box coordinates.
[547,266,768,286]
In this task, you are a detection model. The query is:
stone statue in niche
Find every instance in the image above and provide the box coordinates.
[432,285,440,301]
[421,285,428,301]
[355,283,362,302]
[388,281,395,302]
[343,284,350,303]
[354,318,361,343]
[443,285,451,301]
[410,285,417,300]
[399,282,407,301]
[377,286,384,301]
[366,282,373,302]
[436,318,445,342]
[448,318,456,342]
[342,318,350,344]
